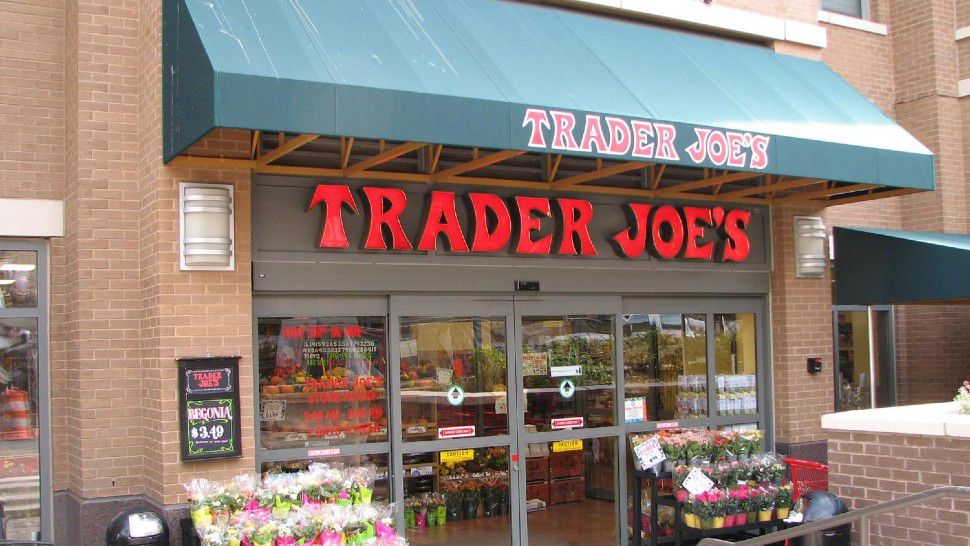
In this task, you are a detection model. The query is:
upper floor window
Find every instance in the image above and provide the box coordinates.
[820,0,865,18]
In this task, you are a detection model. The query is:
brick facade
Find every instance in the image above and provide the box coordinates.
[827,429,970,545]
[0,0,967,543]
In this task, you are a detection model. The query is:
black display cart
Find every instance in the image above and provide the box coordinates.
[631,469,787,546]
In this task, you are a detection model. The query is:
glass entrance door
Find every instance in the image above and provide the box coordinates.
[0,242,49,541]
[391,296,624,546]
[392,297,518,546]
[513,297,622,546]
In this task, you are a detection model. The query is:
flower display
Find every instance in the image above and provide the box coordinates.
[184,463,404,546]
[955,380,970,415]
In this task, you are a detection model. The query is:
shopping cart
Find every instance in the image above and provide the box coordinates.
[784,457,829,502]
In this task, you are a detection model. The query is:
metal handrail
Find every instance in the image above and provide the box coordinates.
[699,485,970,546]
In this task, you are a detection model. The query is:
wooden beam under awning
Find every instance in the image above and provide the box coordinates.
[771,183,880,204]
[433,149,524,179]
[345,141,425,173]
[717,177,824,200]
[654,171,761,197]
[254,133,319,167]
[823,187,921,206]
[549,161,648,189]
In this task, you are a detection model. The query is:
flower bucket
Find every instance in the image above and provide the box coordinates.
[777,507,790,520]
[733,513,745,527]
[700,518,714,530]
[415,513,427,527]
[758,509,773,522]
[723,514,736,527]
[436,505,447,525]
[712,516,725,528]
[463,498,479,519]
[427,508,437,527]
[684,513,699,529]
[746,511,756,524]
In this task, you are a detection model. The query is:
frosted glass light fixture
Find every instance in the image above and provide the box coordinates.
[179,182,234,271]
[793,216,826,278]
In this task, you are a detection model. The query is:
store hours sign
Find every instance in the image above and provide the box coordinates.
[178,356,242,461]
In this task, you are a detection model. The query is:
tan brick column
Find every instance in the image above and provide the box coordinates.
[137,1,255,506]
[62,0,145,499]
[769,205,836,460]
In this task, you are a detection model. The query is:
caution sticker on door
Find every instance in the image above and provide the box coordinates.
[440,449,475,464]
[552,439,583,452]
[550,417,584,430]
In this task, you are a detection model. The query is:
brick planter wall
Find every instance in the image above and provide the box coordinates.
[827,429,970,545]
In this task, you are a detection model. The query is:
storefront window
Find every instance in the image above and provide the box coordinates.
[623,314,707,422]
[260,453,390,502]
[835,309,895,411]
[0,319,40,540]
[399,317,508,440]
[0,251,37,309]
[714,314,758,417]
[403,446,511,545]
[257,317,388,449]
[526,437,616,545]
[521,315,615,430]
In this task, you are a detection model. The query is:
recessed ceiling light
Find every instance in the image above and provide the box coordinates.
[0,264,35,272]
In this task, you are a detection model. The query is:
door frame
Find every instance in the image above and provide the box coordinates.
[0,240,51,541]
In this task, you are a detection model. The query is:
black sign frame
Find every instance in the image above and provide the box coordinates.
[178,356,242,461]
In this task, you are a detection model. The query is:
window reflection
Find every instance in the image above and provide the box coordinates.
[623,314,706,422]
[0,252,37,308]
[0,319,40,540]
[257,317,388,449]
[714,314,758,416]
[521,316,615,431]
[399,317,509,440]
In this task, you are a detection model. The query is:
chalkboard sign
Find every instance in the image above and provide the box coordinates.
[178,356,242,461]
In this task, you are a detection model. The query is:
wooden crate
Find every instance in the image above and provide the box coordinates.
[549,477,585,505]
[549,450,583,479]
[526,480,549,504]
[525,456,549,482]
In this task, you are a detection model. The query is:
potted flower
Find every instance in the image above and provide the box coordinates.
[711,490,727,528]
[442,480,463,521]
[954,380,970,414]
[672,465,690,502]
[683,497,701,529]
[754,486,776,522]
[462,479,481,519]
[775,484,793,519]
[726,489,745,527]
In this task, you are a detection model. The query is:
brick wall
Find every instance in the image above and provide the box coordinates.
[770,205,836,447]
[827,429,970,545]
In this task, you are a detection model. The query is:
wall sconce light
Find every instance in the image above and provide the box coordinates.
[793,216,827,278]
[179,182,234,271]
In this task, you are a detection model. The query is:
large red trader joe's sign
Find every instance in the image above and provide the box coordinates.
[307,184,753,262]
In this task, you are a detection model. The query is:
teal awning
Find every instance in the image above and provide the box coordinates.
[834,227,970,305]
[163,0,934,191]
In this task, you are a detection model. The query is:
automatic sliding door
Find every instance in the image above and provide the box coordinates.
[392,298,517,546]
[515,298,622,546]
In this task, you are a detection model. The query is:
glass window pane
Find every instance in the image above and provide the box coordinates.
[0,251,38,309]
[0,318,40,540]
[836,311,872,411]
[714,314,759,417]
[404,446,511,545]
[400,317,508,440]
[623,314,707,422]
[257,317,388,449]
[521,315,615,430]
[260,453,390,502]
[526,437,616,545]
